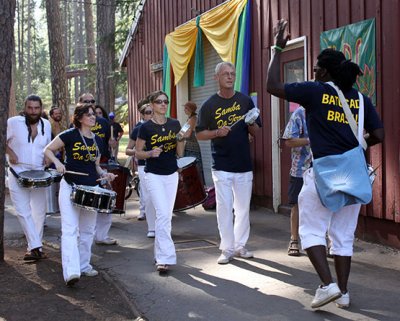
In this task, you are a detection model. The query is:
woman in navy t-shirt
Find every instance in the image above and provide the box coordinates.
[44,103,116,286]
[135,91,185,273]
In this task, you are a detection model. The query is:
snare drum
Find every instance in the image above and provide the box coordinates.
[46,169,63,214]
[174,157,207,212]
[17,170,53,188]
[70,185,116,213]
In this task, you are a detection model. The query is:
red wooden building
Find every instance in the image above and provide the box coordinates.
[119,0,400,249]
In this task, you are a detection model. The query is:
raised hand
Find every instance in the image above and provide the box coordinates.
[273,19,290,49]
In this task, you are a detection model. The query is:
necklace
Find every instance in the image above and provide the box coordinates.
[79,129,99,162]
[152,117,167,132]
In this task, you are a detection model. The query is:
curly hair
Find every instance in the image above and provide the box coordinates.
[317,49,362,91]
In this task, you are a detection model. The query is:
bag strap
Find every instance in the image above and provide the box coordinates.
[326,82,367,150]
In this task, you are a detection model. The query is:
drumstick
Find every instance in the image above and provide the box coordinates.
[65,170,89,176]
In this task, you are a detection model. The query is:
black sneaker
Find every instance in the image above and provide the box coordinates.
[23,248,47,261]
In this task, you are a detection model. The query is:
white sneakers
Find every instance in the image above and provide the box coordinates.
[217,251,234,264]
[217,248,254,264]
[147,231,155,238]
[95,237,117,245]
[82,268,99,277]
[311,283,342,309]
[138,213,146,221]
[235,248,254,258]
[335,291,350,308]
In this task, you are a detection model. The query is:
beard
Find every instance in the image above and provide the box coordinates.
[26,114,41,124]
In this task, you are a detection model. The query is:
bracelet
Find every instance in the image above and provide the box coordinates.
[148,150,153,158]
[273,45,283,52]
[215,129,219,137]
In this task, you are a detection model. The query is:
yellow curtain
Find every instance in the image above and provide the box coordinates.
[164,20,198,86]
[165,0,247,85]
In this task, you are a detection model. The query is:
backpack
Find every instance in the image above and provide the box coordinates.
[202,186,216,210]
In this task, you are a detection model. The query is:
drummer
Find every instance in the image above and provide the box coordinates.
[135,90,185,273]
[44,103,117,286]
[6,94,52,261]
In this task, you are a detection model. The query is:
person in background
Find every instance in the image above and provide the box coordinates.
[95,105,109,121]
[78,94,116,246]
[282,106,312,256]
[181,101,205,185]
[44,102,116,286]
[267,19,384,309]
[49,106,66,139]
[109,112,124,161]
[135,90,185,273]
[196,62,261,265]
[6,94,52,260]
[125,99,156,237]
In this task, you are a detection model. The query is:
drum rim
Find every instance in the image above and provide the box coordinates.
[173,195,208,212]
[19,170,52,179]
[177,156,197,169]
[73,184,117,196]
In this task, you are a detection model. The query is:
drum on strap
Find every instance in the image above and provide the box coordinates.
[70,185,116,213]
[174,157,207,212]
[17,170,53,188]
[100,163,131,214]
[45,169,63,214]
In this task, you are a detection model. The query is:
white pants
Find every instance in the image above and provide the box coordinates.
[60,179,97,281]
[212,170,253,253]
[8,169,46,251]
[95,212,112,242]
[145,172,178,265]
[298,168,361,256]
[138,165,156,232]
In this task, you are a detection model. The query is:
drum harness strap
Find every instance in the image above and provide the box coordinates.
[9,167,20,179]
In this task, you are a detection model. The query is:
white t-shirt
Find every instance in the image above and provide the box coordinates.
[7,116,52,173]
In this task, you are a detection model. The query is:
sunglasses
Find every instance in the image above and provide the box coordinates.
[83,99,96,104]
[154,99,169,105]
[143,110,153,115]
[85,112,96,117]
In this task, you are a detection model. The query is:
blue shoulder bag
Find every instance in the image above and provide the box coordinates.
[313,83,372,212]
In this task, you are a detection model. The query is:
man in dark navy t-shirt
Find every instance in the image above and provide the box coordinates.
[196,62,261,265]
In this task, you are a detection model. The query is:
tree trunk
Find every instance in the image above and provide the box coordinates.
[84,0,96,94]
[45,0,68,128]
[0,0,16,261]
[26,0,32,94]
[96,0,116,113]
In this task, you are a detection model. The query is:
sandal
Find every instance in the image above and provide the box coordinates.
[288,239,300,257]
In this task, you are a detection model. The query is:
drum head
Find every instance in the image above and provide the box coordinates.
[177,157,196,169]
[19,170,51,180]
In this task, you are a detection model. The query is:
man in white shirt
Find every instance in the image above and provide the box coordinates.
[6,94,52,260]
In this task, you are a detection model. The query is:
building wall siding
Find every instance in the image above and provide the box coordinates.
[122,0,400,246]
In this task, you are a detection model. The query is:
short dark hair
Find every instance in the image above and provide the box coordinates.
[317,49,362,91]
[147,90,168,103]
[73,103,94,128]
[49,106,61,117]
[24,94,42,108]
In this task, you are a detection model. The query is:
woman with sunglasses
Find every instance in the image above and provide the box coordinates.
[44,103,116,286]
[135,91,185,273]
[126,98,156,236]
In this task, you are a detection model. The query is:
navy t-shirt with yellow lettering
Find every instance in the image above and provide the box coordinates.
[285,81,383,159]
[196,91,261,172]
[138,118,181,175]
[59,128,104,186]
[91,116,110,160]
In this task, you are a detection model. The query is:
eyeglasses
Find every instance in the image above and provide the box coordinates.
[83,99,95,104]
[153,99,169,105]
[220,71,236,77]
[143,110,153,115]
[85,112,96,117]
[313,65,321,73]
